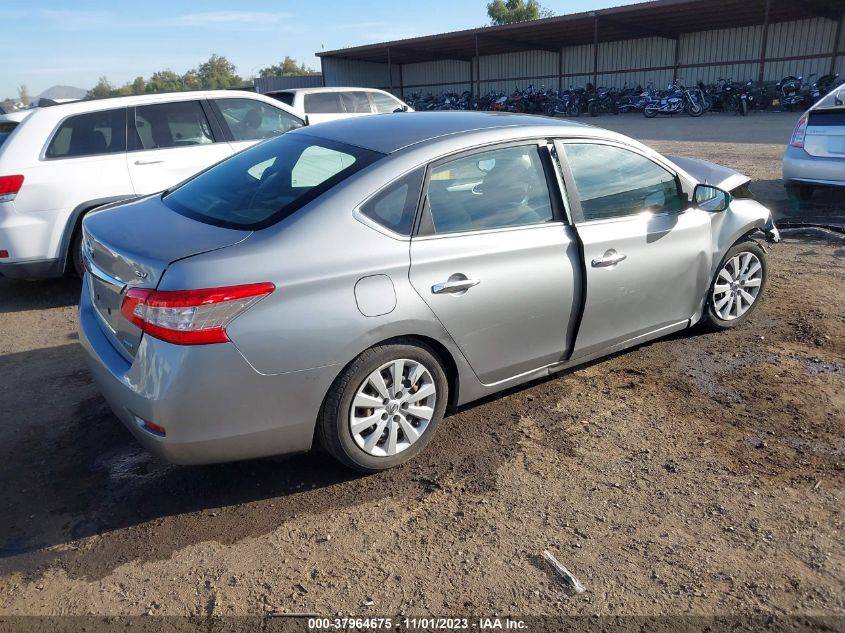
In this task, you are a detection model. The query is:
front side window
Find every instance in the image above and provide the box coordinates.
[424,145,554,235]
[360,169,424,235]
[214,98,303,142]
[372,92,406,113]
[164,133,382,229]
[562,143,682,221]
[46,108,127,158]
[132,101,214,150]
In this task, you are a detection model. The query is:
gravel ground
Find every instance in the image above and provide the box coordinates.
[0,113,843,622]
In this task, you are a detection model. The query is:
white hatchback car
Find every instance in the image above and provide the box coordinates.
[0,90,303,279]
[265,87,412,124]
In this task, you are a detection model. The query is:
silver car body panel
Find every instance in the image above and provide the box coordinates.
[783,91,845,187]
[78,112,777,464]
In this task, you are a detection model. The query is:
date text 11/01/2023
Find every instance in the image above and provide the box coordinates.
[306,617,528,630]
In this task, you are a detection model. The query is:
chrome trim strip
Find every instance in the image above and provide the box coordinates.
[83,252,127,292]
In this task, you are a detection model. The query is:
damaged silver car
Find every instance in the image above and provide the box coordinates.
[79,112,779,472]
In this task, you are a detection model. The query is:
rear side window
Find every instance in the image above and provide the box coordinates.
[360,169,424,235]
[132,101,214,150]
[339,92,372,113]
[46,108,127,158]
[164,133,383,230]
[372,92,405,113]
[304,92,341,113]
[213,98,303,141]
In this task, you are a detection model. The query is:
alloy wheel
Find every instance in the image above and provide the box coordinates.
[349,358,436,457]
[712,252,763,320]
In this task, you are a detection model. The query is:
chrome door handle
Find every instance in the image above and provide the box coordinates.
[432,277,480,294]
[134,160,164,165]
[591,250,627,268]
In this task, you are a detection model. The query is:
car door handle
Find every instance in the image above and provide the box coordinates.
[134,160,164,165]
[431,277,480,294]
[591,250,627,268]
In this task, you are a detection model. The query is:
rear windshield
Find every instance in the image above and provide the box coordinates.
[814,88,845,112]
[163,133,383,230]
[0,122,17,147]
[270,92,295,106]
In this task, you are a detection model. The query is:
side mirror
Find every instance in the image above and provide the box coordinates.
[694,184,731,212]
[304,115,311,126]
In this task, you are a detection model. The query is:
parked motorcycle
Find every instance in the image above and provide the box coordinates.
[587,86,619,116]
[643,81,703,117]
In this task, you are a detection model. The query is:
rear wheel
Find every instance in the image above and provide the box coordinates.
[702,241,768,330]
[70,229,84,278]
[644,106,658,118]
[587,101,600,117]
[786,184,815,202]
[317,340,449,472]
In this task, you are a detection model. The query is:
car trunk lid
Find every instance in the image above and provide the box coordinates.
[805,109,845,158]
[82,195,251,360]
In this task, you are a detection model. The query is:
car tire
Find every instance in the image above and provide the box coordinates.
[786,184,814,202]
[317,340,449,473]
[70,228,84,278]
[702,240,768,331]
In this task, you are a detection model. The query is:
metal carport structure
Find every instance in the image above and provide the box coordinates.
[317,0,845,97]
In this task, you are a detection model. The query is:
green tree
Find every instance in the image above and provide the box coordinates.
[196,54,242,89]
[486,0,553,25]
[258,56,315,78]
[145,70,184,93]
[87,76,114,99]
[131,76,147,95]
[17,84,30,106]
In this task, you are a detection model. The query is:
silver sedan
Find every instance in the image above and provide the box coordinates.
[783,84,845,201]
[79,112,780,471]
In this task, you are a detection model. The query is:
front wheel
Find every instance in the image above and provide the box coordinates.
[317,340,449,472]
[644,106,658,118]
[587,101,600,117]
[687,102,704,117]
[702,241,768,330]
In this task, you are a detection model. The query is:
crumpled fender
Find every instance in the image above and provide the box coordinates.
[665,154,751,193]
[707,198,779,278]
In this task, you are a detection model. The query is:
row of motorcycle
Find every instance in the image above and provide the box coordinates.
[404,73,842,118]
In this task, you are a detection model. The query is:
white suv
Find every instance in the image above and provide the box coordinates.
[0,90,303,279]
[265,87,412,124]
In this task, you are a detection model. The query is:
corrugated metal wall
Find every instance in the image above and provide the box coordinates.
[403,60,472,96]
[324,14,845,96]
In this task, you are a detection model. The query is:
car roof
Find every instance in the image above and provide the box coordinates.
[293,111,599,154]
[20,90,297,118]
[273,87,394,95]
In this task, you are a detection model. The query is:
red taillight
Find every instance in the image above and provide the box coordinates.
[120,282,275,345]
[0,250,8,259]
[140,419,167,436]
[789,113,809,148]
[0,175,24,202]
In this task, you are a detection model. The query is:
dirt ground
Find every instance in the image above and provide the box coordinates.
[0,112,843,622]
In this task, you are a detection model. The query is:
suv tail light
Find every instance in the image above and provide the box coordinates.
[0,175,24,202]
[789,113,809,148]
[120,282,275,345]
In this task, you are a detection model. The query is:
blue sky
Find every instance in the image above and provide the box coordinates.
[3,1,635,99]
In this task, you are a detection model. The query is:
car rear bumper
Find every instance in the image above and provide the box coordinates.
[78,276,338,465]
[0,257,63,279]
[783,146,845,187]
